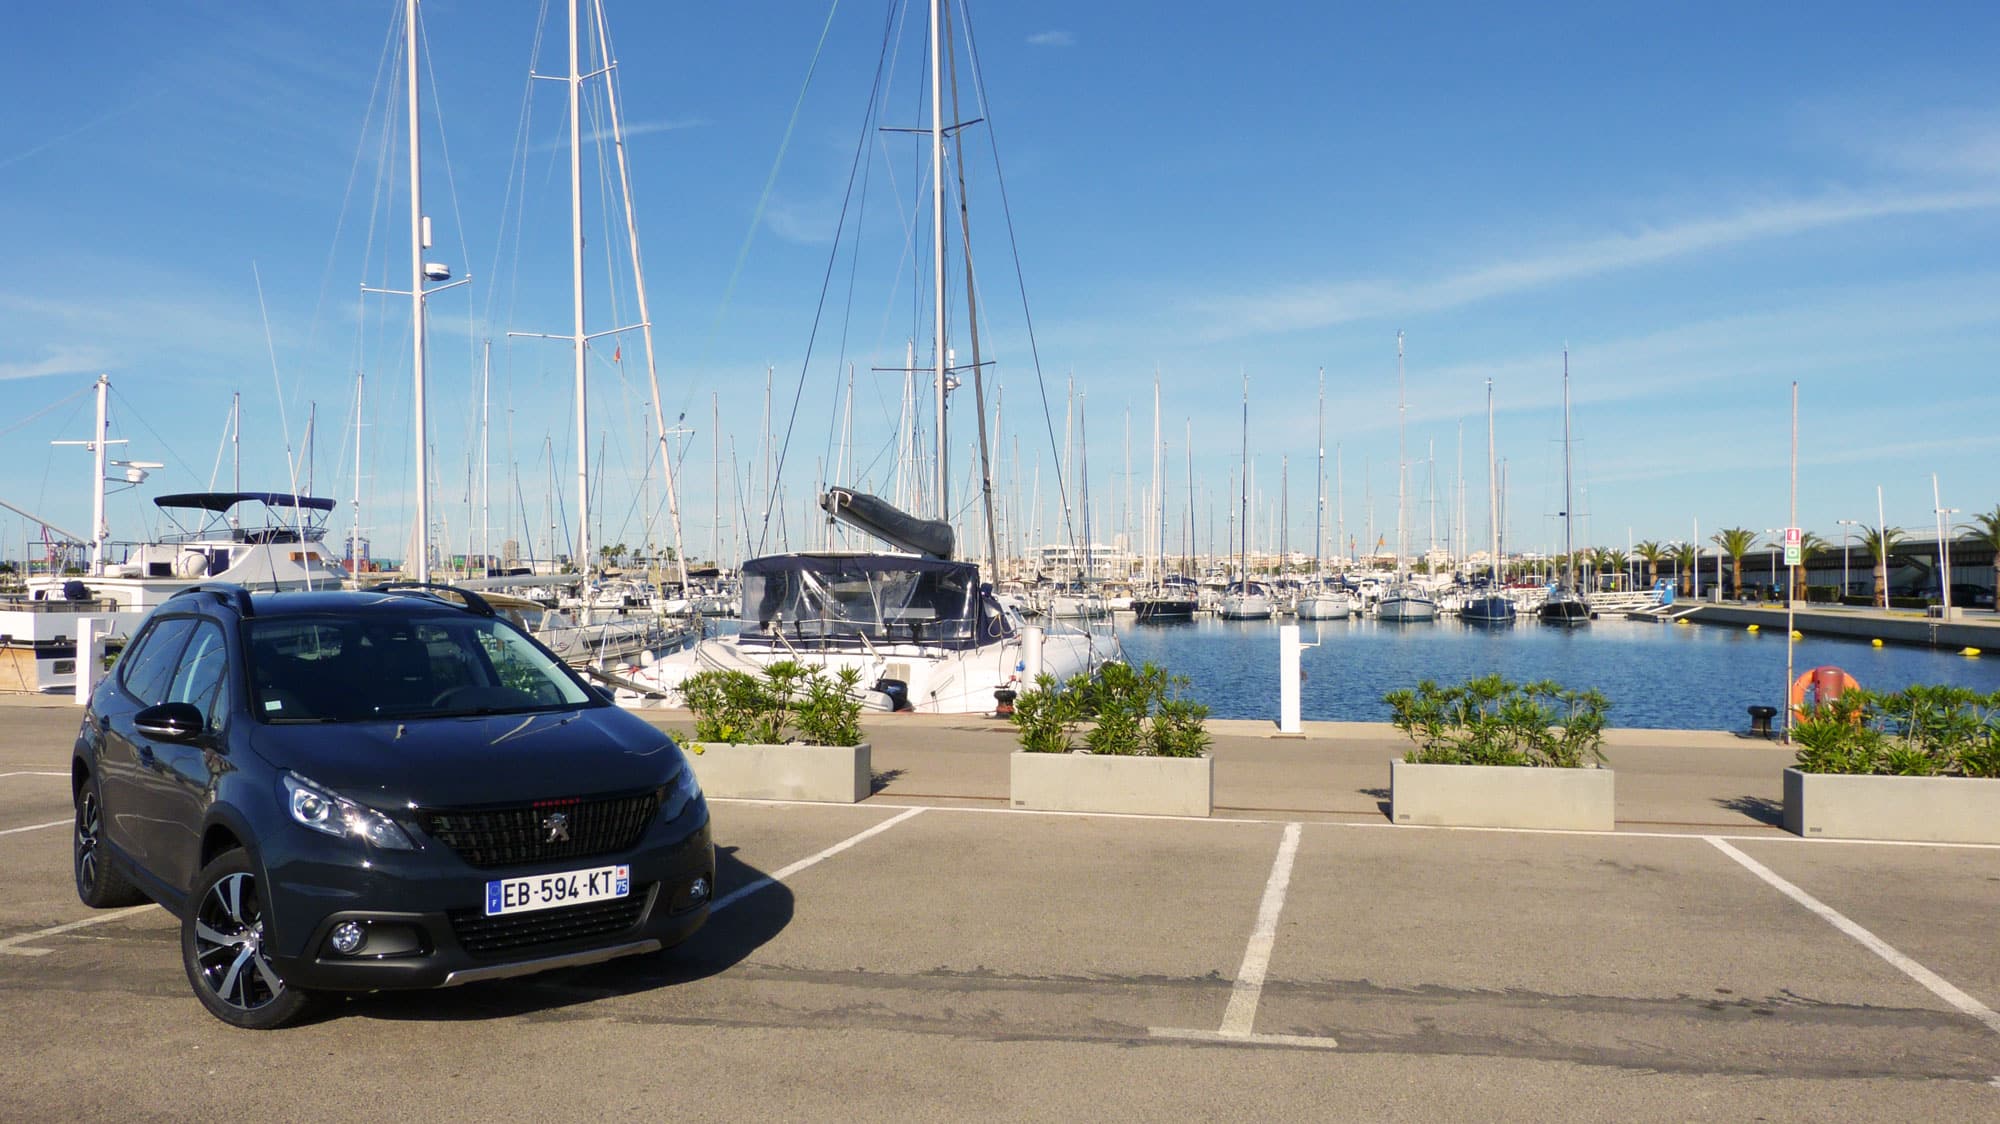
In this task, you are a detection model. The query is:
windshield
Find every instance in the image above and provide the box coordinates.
[247,613,593,723]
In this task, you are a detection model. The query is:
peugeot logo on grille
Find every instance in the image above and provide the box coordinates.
[542,812,571,844]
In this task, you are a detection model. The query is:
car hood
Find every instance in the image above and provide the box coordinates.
[246,706,686,809]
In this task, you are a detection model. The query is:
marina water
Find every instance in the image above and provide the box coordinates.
[1112,616,2000,731]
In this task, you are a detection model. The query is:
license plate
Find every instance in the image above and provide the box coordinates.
[484,864,630,917]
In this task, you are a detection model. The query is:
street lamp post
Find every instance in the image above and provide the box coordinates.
[1836,519,1859,600]
[1934,474,1958,617]
[1764,529,1781,601]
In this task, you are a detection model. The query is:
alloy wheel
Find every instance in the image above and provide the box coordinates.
[74,791,102,893]
[191,873,285,1011]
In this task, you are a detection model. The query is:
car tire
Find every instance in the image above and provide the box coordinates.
[74,775,149,909]
[180,849,314,1030]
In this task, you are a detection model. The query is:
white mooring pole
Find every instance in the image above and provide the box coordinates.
[1279,623,1303,734]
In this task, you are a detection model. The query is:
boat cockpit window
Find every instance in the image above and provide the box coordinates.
[739,555,988,648]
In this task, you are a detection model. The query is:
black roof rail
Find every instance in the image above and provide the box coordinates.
[168,582,256,618]
[373,582,496,617]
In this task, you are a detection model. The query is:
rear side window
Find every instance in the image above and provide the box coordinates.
[165,621,231,728]
[118,617,198,706]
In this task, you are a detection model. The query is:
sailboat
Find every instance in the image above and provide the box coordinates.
[1460,378,1517,625]
[1377,332,1438,621]
[1219,375,1274,620]
[1538,349,1591,627]
[616,0,1116,712]
[1133,380,1196,622]
[1297,367,1354,620]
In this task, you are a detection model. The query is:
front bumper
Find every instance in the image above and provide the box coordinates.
[264,814,713,992]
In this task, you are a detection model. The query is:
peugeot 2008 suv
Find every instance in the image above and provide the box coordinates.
[71,583,712,1029]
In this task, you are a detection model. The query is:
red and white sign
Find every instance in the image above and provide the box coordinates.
[1783,527,1802,547]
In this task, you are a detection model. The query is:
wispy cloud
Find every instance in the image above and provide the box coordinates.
[0,345,112,382]
[533,116,711,152]
[1027,30,1076,48]
[763,198,836,245]
[1189,189,2000,339]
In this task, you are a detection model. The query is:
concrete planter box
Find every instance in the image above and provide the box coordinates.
[1782,767,2000,844]
[1390,759,1615,831]
[1010,752,1212,817]
[688,741,870,803]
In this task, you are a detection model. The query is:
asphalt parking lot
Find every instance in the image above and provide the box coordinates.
[2,701,1997,1121]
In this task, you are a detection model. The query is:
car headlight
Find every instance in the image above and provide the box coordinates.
[283,773,415,850]
[660,762,703,823]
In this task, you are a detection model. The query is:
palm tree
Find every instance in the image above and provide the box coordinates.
[1795,531,1830,601]
[1672,542,1697,595]
[1861,526,1905,609]
[1711,527,1758,599]
[1963,505,2000,601]
[1633,540,1667,589]
[1594,547,1628,590]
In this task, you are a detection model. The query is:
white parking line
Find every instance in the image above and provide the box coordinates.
[1149,821,1337,1050]
[713,796,2000,851]
[0,905,158,957]
[1708,837,2000,1040]
[1220,821,1303,1037]
[0,819,69,837]
[712,806,926,913]
[0,772,68,780]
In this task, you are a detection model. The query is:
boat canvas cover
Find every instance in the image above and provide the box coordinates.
[739,553,989,649]
[819,488,955,559]
[153,492,337,512]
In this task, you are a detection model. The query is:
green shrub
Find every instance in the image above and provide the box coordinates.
[1011,673,1084,753]
[1384,676,1609,768]
[1011,662,1209,758]
[677,661,864,747]
[1791,685,2000,776]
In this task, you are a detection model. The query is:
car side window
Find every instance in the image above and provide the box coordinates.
[118,616,198,706]
[166,620,231,729]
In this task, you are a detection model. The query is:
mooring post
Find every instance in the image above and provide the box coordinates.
[1279,623,1302,734]
[74,617,103,706]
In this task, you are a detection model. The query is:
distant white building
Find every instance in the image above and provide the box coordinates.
[1029,542,1135,580]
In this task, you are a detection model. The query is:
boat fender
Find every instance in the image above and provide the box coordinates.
[872,677,912,713]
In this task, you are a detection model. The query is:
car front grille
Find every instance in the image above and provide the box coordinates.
[449,885,654,957]
[420,790,659,869]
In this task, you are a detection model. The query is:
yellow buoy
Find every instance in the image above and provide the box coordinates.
[1963,647,1982,658]
[1674,619,1690,627]
[1746,624,1760,633]
[1790,630,1804,640]
[1871,638,1884,648]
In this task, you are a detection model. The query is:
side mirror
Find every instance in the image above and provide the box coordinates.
[135,702,207,743]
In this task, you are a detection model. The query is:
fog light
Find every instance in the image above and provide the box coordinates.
[330,921,366,955]
[688,877,710,903]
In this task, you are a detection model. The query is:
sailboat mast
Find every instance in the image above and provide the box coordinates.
[566,0,589,587]
[1561,348,1573,591]
[1314,367,1324,575]
[406,0,429,582]
[1238,373,1248,582]
[929,0,948,522]
[1486,378,1500,585]
[1395,331,1406,580]
[1152,375,1162,585]
[351,372,364,578]
[590,0,689,592]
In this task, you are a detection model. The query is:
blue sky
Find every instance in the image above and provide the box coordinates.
[3,0,1997,569]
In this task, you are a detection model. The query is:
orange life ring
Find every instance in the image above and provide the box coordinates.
[1789,666,1860,715]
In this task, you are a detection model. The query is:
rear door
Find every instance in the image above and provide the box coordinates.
[96,615,198,874]
[149,619,232,891]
